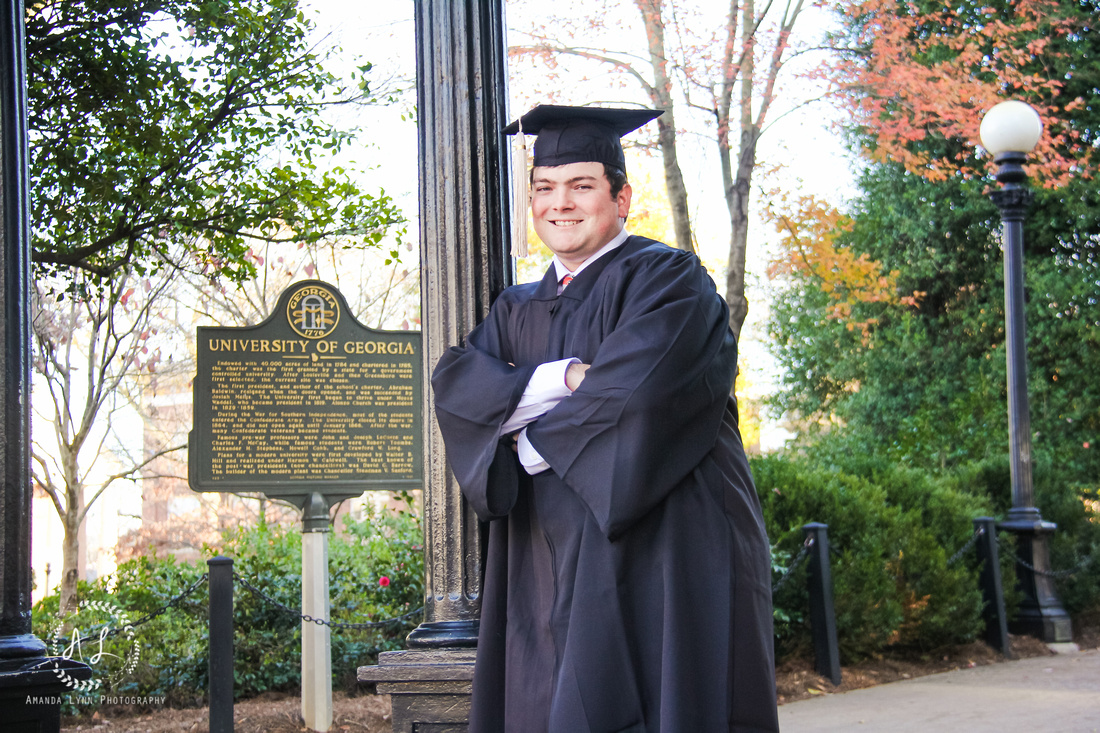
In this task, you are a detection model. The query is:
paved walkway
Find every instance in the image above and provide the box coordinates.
[778,647,1100,732]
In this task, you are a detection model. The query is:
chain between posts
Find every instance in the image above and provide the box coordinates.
[44,573,210,650]
[770,523,1092,589]
[948,527,985,566]
[994,534,1096,579]
[40,527,1091,648]
[38,569,422,648]
[772,536,814,594]
[233,572,423,630]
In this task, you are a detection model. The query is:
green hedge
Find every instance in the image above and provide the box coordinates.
[32,498,423,707]
[755,453,990,660]
[755,448,1100,663]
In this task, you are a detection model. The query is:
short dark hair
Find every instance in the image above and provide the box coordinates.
[528,164,630,200]
[603,164,628,199]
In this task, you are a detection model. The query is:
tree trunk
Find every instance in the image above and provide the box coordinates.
[637,0,695,253]
[718,0,760,344]
[724,127,758,343]
[656,114,695,253]
[60,512,82,614]
[58,480,85,614]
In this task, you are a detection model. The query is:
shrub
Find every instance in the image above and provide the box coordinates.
[753,453,989,661]
[32,496,423,708]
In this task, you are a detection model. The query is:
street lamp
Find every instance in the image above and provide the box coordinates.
[979,100,1072,643]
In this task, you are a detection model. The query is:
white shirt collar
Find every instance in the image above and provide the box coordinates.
[552,227,630,285]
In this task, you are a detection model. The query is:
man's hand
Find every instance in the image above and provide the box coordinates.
[565,362,590,391]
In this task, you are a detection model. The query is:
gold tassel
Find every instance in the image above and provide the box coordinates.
[510,119,529,258]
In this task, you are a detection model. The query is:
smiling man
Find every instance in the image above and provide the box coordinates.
[530,161,629,269]
[431,105,778,733]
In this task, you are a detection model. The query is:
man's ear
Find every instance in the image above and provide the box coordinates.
[617,182,632,219]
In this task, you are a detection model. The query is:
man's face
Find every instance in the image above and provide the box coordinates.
[531,161,632,270]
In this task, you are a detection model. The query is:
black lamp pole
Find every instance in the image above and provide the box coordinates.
[989,150,1039,522]
[983,107,1073,644]
[1,0,89,725]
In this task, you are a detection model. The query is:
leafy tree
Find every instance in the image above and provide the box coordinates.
[27,0,404,282]
[508,0,814,342]
[764,191,922,342]
[27,0,408,609]
[829,0,1099,187]
[770,158,1099,474]
[766,0,1099,476]
[33,268,182,613]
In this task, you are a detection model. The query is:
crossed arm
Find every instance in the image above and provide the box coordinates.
[500,359,590,473]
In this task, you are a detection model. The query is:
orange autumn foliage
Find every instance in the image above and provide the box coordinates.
[831,0,1094,188]
[766,194,922,339]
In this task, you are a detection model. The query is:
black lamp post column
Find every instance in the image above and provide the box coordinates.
[0,0,39,667]
[987,150,1072,644]
[0,0,89,726]
[358,1,511,728]
[406,0,512,650]
[990,151,1038,522]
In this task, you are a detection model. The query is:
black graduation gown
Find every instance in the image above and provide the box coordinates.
[432,236,779,733]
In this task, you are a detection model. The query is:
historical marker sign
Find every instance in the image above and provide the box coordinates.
[188,280,423,500]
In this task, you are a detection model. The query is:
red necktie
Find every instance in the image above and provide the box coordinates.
[561,274,573,288]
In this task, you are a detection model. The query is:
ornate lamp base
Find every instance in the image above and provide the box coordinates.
[359,648,476,733]
[999,517,1073,643]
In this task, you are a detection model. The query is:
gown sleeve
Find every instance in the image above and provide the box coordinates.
[430,292,537,520]
[526,247,738,540]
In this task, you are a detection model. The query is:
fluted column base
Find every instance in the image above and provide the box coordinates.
[358,649,476,733]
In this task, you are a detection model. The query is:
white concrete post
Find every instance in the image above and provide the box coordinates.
[301,493,333,732]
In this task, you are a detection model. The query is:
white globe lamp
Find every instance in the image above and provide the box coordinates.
[979,100,1042,156]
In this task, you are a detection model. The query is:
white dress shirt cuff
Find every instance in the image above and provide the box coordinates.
[500,357,579,434]
[516,427,551,475]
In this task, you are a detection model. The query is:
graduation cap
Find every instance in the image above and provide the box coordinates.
[504,104,663,171]
[505,105,663,257]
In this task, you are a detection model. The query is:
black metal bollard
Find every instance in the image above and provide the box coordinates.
[208,556,234,732]
[803,523,841,685]
[974,517,1011,657]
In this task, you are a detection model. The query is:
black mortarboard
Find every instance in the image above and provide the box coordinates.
[503,104,663,172]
